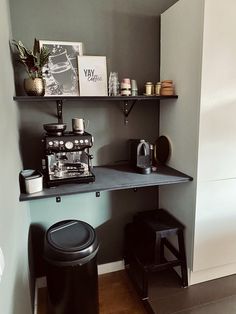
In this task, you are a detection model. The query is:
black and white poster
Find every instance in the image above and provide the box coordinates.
[39,40,84,96]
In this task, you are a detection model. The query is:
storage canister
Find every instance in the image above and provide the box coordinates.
[145,82,154,95]
[155,82,162,95]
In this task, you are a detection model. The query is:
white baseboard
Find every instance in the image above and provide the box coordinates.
[36,276,47,288]
[34,277,47,314]
[190,262,236,285]
[98,260,125,275]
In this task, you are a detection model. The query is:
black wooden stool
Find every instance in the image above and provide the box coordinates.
[124,208,188,300]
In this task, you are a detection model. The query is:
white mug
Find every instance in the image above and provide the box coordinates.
[72,118,89,134]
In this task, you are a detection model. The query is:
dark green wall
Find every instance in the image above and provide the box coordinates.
[10,0,177,89]
[9,0,178,276]
[0,0,31,313]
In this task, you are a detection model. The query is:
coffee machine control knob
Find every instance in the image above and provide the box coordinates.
[59,141,64,145]
[65,141,74,150]
[53,140,59,147]
[48,141,53,146]
[80,140,84,144]
[74,140,79,145]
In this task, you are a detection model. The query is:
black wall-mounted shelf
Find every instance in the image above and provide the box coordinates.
[13,95,178,102]
[19,164,192,202]
[13,95,178,124]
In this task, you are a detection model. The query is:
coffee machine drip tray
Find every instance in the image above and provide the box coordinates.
[48,163,95,186]
[45,151,95,187]
[49,163,93,179]
[47,171,95,187]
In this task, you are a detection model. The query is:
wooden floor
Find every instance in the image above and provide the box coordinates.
[38,269,236,314]
[37,270,146,314]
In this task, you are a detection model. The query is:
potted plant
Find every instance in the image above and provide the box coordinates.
[12,39,50,96]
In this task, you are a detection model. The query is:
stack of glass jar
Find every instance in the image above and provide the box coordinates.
[108,72,119,96]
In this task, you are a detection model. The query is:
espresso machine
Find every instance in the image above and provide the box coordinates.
[42,123,95,187]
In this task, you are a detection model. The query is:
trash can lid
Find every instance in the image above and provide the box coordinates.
[44,220,99,265]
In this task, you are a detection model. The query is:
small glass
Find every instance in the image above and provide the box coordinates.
[108,72,119,96]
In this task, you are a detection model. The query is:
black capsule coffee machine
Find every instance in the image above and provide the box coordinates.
[129,139,152,174]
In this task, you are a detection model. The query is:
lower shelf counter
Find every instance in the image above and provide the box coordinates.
[19,164,193,202]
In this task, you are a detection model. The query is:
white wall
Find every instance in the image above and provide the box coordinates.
[160,0,204,272]
[0,0,31,313]
[161,0,236,285]
[198,0,236,181]
[193,0,236,274]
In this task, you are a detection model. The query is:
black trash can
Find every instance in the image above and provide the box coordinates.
[44,220,99,314]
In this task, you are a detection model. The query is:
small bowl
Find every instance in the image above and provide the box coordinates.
[43,123,67,136]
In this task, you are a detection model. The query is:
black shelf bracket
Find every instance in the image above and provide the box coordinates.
[123,100,137,125]
[57,100,63,123]
[56,196,61,203]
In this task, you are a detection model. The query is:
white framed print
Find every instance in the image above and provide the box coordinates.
[39,40,84,96]
[77,56,108,96]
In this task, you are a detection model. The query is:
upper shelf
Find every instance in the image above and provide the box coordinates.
[13,95,178,102]
[19,164,192,202]
[14,95,178,124]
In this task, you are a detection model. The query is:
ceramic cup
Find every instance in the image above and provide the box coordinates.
[20,169,43,194]
[72,118,89,134]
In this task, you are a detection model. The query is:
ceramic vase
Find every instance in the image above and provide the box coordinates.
[24,78,45,96]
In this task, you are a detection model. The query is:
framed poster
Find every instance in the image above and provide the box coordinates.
[39,40,84,96]
[77,56,108,96]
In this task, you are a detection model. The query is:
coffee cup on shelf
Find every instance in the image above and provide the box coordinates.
[72,118,89,134]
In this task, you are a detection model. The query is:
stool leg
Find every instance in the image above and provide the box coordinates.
[154,234,162,264]
[160,238,165,263]
[124,223,149,300]
[141,268,149,300]
[178,230,188,287]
